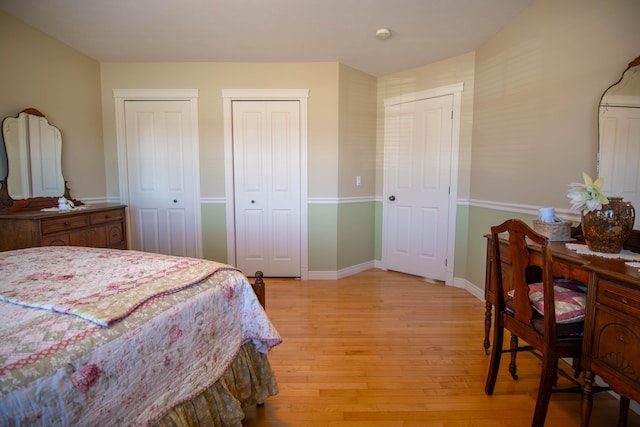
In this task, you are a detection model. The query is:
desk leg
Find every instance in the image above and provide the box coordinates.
[618,396,630,427]
[484,300,492,354]
[581,370,594,427]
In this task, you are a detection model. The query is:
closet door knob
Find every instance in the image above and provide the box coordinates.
[388,195,396,201]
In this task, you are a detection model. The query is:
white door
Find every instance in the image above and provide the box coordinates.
[124,100,199,257]
[599,105,640,215]
[232,100,301,277]
[383,94,453,281]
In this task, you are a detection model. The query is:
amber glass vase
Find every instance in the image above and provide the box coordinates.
[581,197,635,253]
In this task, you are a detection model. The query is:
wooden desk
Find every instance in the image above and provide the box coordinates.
[483,235,640,426]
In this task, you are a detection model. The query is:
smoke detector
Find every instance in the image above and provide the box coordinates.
[375,28,391,40]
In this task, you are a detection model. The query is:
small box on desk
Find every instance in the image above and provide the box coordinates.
[533,219,572,241]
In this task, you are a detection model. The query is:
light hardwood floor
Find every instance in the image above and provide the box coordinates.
[243,269,639,426]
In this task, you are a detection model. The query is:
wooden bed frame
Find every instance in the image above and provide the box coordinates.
[251,270,266,308]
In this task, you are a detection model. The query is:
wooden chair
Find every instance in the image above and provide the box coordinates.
[485,219,585,427]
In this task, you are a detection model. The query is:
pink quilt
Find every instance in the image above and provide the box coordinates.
[0,246,282,426]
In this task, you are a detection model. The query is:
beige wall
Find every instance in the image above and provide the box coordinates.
[470,0,640,209]
[466,0,640,290]
[100,62,341,200]
[0,11,105,201]
[338,64,377,198]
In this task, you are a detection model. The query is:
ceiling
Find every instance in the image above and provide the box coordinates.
[0,0,532,77]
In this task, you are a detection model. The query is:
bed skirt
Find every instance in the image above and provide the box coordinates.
[155,342,279,427]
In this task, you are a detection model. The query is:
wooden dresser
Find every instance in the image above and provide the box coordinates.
[0,203,127,251]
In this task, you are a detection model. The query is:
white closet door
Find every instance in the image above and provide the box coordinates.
[232,100,301,277]
[124,100,199,257]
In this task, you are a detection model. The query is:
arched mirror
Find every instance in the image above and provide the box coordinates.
[0,108,79,212]
[598,55,640,229]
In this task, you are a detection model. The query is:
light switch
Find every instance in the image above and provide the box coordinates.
[356,176,362,186]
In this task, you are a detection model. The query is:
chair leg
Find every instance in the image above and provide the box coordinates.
[617,396,630,427]
[572,357,582,378]
[531,353,555,427]
[485,319,504,395]
[509,333,519,380]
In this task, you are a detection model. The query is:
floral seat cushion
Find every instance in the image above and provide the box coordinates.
[528,279,587,324]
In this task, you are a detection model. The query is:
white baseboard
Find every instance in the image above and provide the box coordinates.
[307,261,376,280]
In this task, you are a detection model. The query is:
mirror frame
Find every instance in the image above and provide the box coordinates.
[597,54,640,159]
[0,108,81,213]
[597,55,640,229]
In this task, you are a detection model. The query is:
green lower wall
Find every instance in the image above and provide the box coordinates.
[465,206,541,291]
[199,201,376,272]
[201,204,228,263]
[200,200,505,286]
[336,202,376,270]
[308,204,339,270]
[454,205,470,280]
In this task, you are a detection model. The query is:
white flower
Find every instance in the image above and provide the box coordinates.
[567,172,609,215]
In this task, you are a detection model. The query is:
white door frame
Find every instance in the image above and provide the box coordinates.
[222,89,309,280]
[382,82,463,286]
[113,89,203,257]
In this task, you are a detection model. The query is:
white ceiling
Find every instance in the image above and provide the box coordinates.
[0,0,532,77]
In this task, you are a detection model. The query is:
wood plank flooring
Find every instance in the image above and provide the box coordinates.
[242,269,639,426]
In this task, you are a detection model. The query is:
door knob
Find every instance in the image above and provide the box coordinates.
[388,195,396,201]
[173,199,178,203]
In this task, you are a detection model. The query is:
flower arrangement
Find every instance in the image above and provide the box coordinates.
[567,172,609,215]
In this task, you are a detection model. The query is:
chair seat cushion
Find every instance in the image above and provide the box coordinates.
[528,279,587,324]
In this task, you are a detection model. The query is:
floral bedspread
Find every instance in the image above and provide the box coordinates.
[0,247,282,426]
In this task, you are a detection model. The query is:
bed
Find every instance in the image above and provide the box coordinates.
[0,246,282,426]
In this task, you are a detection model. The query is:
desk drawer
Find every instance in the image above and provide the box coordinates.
[597,278,640,319]
[592,305,640,386]
[41,215,90,234]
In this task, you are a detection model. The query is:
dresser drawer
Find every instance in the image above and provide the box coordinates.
[41,233,71,246]
[41,215,90,234]
[597,278,640,319]
[106,223,125,246]
[90,208,124,225]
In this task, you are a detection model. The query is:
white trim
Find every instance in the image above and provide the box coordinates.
[308,196,377,204]
[384,83,464,108]
[113,89,203,257]
[308,261,376,280]
[381,83,464,287]
[222,89,310,280]
[601,95,640,108]
[468,198,581,222]
[202,196,378,205]
[200,197,226,204]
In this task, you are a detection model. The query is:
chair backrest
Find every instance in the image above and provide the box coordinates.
[491,219,557,343]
